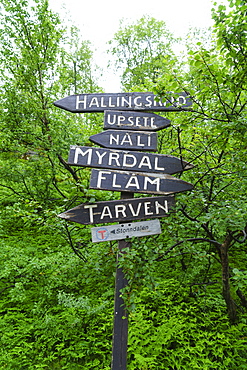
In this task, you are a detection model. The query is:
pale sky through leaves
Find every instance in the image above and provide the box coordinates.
[49,0,229,91]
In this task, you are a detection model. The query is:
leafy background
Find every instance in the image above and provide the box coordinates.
[0,0,247,368]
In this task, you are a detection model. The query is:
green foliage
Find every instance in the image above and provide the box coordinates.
[1,0,247,368]
[127,281,247,369]
[0,221,114,369]
[0,0,103,210]
[108,15,179,91]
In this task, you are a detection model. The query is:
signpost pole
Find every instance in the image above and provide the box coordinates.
[111,191,134,370]
[54,91,194,369]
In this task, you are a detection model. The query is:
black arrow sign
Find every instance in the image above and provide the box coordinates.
[89,130,158,151]
[53,92,192,113]
[68,146,194,174]
[104,111,170,131]
[90,169,193,195]
[57,195,175,225]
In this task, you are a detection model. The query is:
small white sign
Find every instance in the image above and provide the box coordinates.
[91,219,161,243]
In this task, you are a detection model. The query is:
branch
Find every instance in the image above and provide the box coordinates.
[155,237,221,262]
[193,164,224,188]
[180,206,219,244]
[201,53,232,113]
[0,183,28,198]
[57,154,81,185]
[229,229,247,244]
[64,223,87,262]
[236,288,247,310]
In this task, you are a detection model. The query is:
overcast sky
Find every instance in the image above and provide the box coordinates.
[49,0,229,91]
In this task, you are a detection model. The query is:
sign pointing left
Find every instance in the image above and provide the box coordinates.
[53,92,192,113]
[91,219,162,242]
[57,195,175,225]
[89,130,157,151]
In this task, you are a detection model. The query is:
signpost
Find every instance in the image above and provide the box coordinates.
[89,130,158,151]
[57,195,175,225]
[90,169,193,195]
[54,92,192,113]
[54,89,194,370]
[91,219,161,242]
[104,111,171,131]
[68,145,193,174]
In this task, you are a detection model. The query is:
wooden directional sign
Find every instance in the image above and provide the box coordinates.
[53,92,192,113]
[104,111,170,131]
[57,195,175,225]
[90,169,193,195]
[68,146,193,174]
[91,219,161,242]
[89,130,157,151]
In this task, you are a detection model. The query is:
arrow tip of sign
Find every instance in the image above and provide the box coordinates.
[183,161,194,171]
[57,212,69,220]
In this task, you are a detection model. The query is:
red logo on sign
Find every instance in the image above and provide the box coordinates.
[97,229,107,239]
[96,228,109,240]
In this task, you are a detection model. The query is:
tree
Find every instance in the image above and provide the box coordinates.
[0,1,114,368]
[1,0,247,368]
[108,1,247,326]
[167,0,247,323]
[0,0,101,209]
[108,15,179,91]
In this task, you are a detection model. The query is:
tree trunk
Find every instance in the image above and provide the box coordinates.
[220,233,237,323]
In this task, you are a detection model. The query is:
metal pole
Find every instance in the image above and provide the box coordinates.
[111,192,134,370]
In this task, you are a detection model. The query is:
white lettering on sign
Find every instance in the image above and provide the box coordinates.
[106,114,157,128]
[107,132,154,148]
[108,96,117,107]
[93,170,161,192]
[144,176,160,192]
[144,202,153,216]
[100,206,112,219]
[155,200,168,214]
[74,147,92,165]
[82,198,170,223]
[154,157,165,171]
[128,203,142,217]
[133,96,142,106]
[137,135,145,147]
[122,154,137,168]
[70,93,190,112]
[84,204,97,223]
[115,204,127,218]
[100,97,107,107]
[146,95,152,107]
[95,151,107,164]
[112,173,121,188]
[125,175,140,189]
[76,95,87,109]
[71,147,171,173]
[138,156,152,169]
[120,133,132,146]
[96,171,109,188]
[110,134,119,145]
[108,152,120,166]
